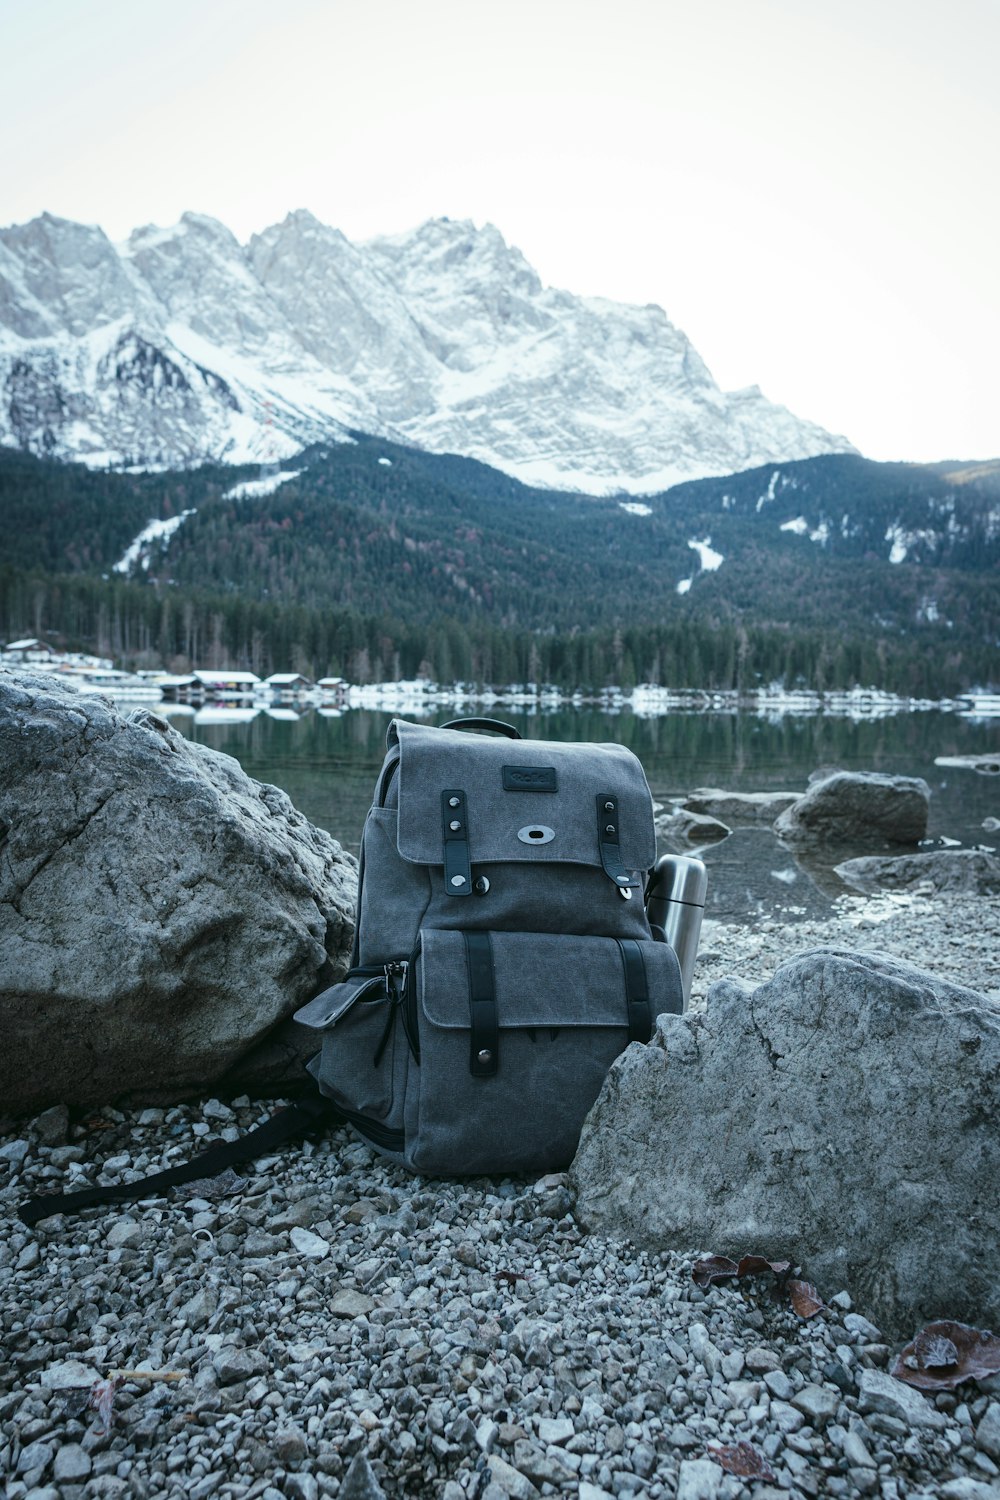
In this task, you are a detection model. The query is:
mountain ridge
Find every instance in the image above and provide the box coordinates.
[0,209,854,492]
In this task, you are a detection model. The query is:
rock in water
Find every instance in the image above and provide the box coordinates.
[774,771,930,847]
[0,672,356,1113]
[680,788,802,824]
[835,848,1000,896]
[571,948,1000,1335]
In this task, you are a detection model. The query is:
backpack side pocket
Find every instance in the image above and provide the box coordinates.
[294,968,405,1120]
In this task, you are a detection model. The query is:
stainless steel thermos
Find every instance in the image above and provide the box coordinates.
[645,854,708,1008]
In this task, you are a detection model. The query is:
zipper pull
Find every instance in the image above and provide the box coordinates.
[384,961,408,1003]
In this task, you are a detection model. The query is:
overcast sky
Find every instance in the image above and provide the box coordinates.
[3,0,997,462]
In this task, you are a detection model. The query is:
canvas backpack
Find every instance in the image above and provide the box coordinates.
[293,716,684,1177]
[19,716,685,1226]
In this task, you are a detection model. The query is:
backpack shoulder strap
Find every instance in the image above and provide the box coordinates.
[19,1094,340,1228]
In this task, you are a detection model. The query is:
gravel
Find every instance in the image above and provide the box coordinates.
[2,888,999,1500]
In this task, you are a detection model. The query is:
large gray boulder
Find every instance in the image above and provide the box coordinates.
[681,787,801,824]
[571,948,1000,1336]
[0,672,356,1115]
[775,771,929,847]
[836,848,1000,896]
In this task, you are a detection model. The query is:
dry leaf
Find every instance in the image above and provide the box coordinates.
[707,1440,776,1481]
[788,1279,826,1319]
[175,1167,245,1201]
[89,1377,121,1433]
[737,1255,791,1280]
[893,1321,1000,1391]
[692,1253,790,1288]
[692,1255,739,1287]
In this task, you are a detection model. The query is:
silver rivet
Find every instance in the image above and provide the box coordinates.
[450,875,466,887]
[604,801,615,811]
[449,820,462,831]
[477,1048,492,1063]
[449,796,460,808]
[474,876,491,894]
[606,824,616,834]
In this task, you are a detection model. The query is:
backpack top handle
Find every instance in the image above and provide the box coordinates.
[438,717,522,740]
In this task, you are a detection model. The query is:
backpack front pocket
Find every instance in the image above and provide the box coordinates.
[408,929,682,1175]
[294,967,406,1120]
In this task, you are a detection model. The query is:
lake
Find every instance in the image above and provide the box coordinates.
[160,705,998,923]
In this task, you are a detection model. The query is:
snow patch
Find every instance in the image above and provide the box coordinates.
[676,578,693,595]
[224,470,302,500]
[620,501,653,517]
[688,537,724,571]
[378,456,393,466]
[780,516,809,535]
[114,510,196,574]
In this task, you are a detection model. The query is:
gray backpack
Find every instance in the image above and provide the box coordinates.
[293,717,684,1176]
[18,716,687,1228]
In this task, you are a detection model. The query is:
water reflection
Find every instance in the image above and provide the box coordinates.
[159,705,998,921]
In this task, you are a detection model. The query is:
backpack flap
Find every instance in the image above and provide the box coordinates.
[391,719,656,892]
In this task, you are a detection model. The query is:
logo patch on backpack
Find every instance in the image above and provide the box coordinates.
[502,765,558,792]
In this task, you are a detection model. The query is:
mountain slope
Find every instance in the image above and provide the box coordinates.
[0,210,854,492]
[3,440,995,635]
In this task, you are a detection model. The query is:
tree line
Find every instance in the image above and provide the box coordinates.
[2,566,993,696]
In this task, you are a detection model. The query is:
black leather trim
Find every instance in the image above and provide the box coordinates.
[464,931,498,1077]
[442,788,472,897]
[617,939,653,1043]
[597,793,642,890]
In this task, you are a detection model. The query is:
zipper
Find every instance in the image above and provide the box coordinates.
[377,758,400,808]
[337,1104,405,1152]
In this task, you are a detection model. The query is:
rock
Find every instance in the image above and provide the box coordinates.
[0,671,356,1114]
[536,1416,575,1445]
[675,1458,721,1500]
[842,1424,877,1468]
[106,1219,143,1249]
[178,1287,217,1330]
[938,1480,999,1500]
[484,1454,541,1500]
[976,1402,1000,1461]
[17,1441,54,1476]
[52,1444,92,1482]
[32,1105,69,1145]
[856,1370,947,1430]
[656,808,731,844]
[791,1384,840,1423]
[39,1359,101,1388]
[843,1313,882,1341]
[213,1347,269,1385]
[835,848,1000,896]
[681,787,802,823]
[289,1227,331,1259]
[774,771,930,847]
[285,1475,318,1500]
[935,755,1000,774]
[571,948,1000,1336]
[339,1455,387,1500]
[329,1289,375,1318]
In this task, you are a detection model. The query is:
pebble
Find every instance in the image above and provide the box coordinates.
[288,1226,330,1258]
[3,889,997,1500]
[976,1402,1000,1461]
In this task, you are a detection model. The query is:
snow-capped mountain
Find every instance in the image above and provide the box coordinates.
[0,209,855,493]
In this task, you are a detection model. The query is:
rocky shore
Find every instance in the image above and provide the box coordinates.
[3,888,1000,1500]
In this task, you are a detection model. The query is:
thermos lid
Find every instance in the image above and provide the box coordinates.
[650,854,708,908]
